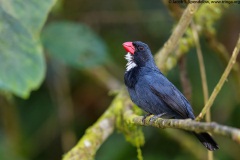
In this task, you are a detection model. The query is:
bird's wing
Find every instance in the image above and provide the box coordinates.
[146,72,194,119]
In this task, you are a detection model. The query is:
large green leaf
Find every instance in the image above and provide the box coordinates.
[0,0,57,98]
[0,0,57,35]
[0,6,45,98]
[41,21,108,68]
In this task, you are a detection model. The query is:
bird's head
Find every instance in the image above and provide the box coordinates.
[123,41,155,71]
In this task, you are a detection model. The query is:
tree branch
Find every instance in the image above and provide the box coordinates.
[204,30,240,97]
[63,113,115,160]
[155,3,201,72]
[191,21,213,160]
[124,107,240,144]
[178,56,192,101]
[191,22,209,107]
[62,91,122,160]
[196,34,240,120]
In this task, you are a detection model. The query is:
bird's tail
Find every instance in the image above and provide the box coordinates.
[193,132,219,151]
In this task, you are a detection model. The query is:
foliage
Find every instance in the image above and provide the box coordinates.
[41,21,108,68]
[0,0,108,98]
[0,0,56,98]
[0,1,240,160]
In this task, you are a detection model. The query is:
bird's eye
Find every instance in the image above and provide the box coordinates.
[138,46,144,51]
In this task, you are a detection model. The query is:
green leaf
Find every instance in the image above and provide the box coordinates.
[0,0,57,98]
[0,6,45,98]
[41,21,108,68]
[0,0,57,35]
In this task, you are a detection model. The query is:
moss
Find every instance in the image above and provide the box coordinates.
[113,90,145,160]
[195,3,229,35]
[170,3,230,66]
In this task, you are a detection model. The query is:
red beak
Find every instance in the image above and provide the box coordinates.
[122,42,135,54]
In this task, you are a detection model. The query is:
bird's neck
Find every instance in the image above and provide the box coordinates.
[144,59,158,70]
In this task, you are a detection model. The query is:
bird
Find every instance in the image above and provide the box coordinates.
[122,41,219,151]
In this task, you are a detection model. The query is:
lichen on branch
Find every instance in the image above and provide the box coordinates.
[123,107,240,144]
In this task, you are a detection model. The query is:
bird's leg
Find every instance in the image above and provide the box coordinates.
[149,113,167,123]
[142,113,152,124]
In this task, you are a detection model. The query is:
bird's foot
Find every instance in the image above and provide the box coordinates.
[142,113,152,124]
[149,113,166,123]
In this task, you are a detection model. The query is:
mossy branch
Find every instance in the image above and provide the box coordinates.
[62,89,144,160]
[124,107,240,144]
[62,92,121,160]
[62,113,115,160]
[155,3,201,72]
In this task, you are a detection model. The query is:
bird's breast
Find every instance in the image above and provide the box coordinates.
[124,68,140,88]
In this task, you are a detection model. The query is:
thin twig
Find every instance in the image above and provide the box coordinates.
[204,30,240,97]
[196,34,240,121]
[155,3,201,72]
[191,21,213,160]
[178,56,192,101]
[191,22,209,107]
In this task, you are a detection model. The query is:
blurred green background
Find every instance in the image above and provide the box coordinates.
[0,0,240,160]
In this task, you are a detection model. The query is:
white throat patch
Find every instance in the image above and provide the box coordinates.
[125,52,137,71]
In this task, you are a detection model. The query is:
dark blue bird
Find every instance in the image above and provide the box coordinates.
[123,41,219,151]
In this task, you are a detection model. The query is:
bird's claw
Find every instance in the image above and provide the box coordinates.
[149,113,166,123]
[142,113,152,124]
